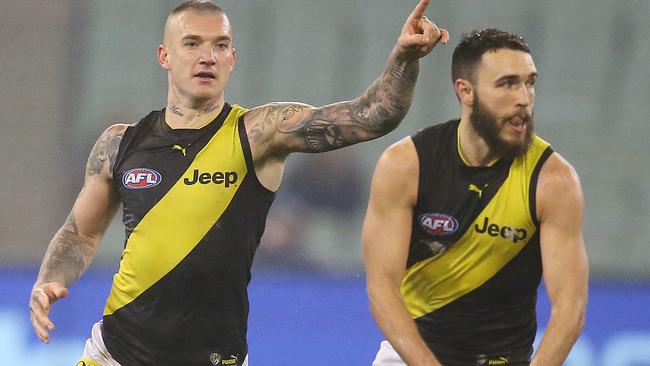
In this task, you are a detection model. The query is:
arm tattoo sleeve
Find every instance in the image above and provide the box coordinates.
[86,129,123,176]
[37,212,96,287]
[275,56,419,153]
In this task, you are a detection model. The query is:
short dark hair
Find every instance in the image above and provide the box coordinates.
[451,28,530,83]
[171,0,224,16]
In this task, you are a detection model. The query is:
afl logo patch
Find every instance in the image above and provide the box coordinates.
[122,168,162,189]
[419,213,459,236]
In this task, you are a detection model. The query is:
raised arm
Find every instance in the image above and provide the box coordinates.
[530,153,588,366]
[244,0,449,157]
[362,138,443,366]
[29,124,126,343]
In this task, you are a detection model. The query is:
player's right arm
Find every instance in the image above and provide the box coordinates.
[362,138,442,366]
[29,124,127,343]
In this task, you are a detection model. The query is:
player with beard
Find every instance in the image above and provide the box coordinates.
[362,29,587,366]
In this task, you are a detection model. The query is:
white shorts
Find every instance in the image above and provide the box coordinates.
[78,320,250,366]
[372,340,407,366]
[78,320,121,366]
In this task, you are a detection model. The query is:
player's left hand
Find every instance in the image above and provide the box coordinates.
[396,0,449,60]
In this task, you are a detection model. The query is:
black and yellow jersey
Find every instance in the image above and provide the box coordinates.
[103,103,274,365]
[403,119,552,366]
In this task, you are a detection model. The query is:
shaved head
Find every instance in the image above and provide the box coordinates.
[164,1,227,46]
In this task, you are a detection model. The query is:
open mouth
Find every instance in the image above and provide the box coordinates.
[194,71,216,80]
[508,115,529,133]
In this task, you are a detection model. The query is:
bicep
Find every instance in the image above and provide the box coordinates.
[363,141,418,289]
[538,155,588,304]
[71,125,125,242]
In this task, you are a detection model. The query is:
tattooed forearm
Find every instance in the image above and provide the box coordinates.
[36,212,96,287]
[294,57,418,152]
[247,57,418,154]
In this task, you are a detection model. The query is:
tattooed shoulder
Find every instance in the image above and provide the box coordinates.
[86,124,128,177]
[244,103,312,145]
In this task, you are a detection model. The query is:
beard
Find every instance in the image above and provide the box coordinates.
[470,94,534,159]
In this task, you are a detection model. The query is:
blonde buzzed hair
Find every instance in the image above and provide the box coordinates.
[170,0,224,16]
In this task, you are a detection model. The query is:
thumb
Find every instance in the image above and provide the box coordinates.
[43,282,69,301]
[53,286,69,300]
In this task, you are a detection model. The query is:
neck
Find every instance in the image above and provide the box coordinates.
[165,96,225,129]
[458,114,500,167]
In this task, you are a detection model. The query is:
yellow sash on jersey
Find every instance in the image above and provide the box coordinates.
[401,136,550,318]
[104,105,248,315]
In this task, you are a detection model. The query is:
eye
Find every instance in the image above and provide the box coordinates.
[216,43,229,49]
[498,79,517,88]
[184,41,199,48]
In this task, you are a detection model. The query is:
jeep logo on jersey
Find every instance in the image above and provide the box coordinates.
[474,217,528,243]
[184,169,238,187]
[419,213,459,236]
[122,168,162,189]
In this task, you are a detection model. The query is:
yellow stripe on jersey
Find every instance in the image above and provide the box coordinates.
[401,136,550,318]
[104,105,248,316]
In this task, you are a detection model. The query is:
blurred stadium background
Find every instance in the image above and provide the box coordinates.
[1,0,649,365]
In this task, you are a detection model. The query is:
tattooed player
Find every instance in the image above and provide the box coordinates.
[28,1,448,365]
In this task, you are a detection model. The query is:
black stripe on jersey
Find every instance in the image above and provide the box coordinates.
[528,146,553,227]
[112,105,232,242]
[416,232,541,365]
[102,171,274,366]
[408,120,513,267]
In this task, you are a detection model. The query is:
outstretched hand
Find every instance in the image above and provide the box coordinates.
[396,0,449,60]
[29,282,68,343]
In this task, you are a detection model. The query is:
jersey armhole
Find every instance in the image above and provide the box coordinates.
[237,115,276,195]
[529,146,554,227]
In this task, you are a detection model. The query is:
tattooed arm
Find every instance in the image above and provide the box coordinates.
[29,124,127,343]
[244,0,448,159]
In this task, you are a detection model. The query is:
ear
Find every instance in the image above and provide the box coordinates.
[454,78,474,106]
[157,44,170,70]
[229,48,238,72]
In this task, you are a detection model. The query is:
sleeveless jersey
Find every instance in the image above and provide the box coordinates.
[402,119,552,366]
[103,103,275,366]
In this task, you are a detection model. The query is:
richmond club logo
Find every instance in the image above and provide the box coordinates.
[419,213,459,236]
[122,168,162,189]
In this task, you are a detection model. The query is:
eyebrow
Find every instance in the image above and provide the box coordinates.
[181,34,231,43]
[494,72,538,84]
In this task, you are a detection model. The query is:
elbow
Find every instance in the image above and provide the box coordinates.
[551,297,587,335]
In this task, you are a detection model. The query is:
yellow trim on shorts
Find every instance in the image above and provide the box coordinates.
[77,360,101,366]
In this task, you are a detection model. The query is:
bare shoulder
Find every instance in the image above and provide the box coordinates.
[538,152,581,193]
[371,136,419,204]
[104,123,130,137]
[537,152,584,219]
[377,136,418,175]
[86,123,131,178]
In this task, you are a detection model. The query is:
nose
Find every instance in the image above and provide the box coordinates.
[199,45,216,66]
[515,84,533,108]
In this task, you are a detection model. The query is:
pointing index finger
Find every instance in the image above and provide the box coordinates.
[408,0,430,22]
